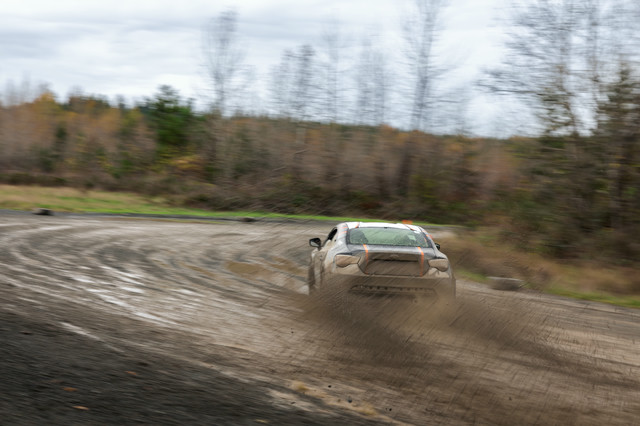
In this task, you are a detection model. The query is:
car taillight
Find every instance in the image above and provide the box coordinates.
[428,258,449,272]
[335,254,360,267]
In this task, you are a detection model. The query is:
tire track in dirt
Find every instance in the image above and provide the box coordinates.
[1,214,639,425]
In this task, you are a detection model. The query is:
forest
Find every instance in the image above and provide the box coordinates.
[0,1,639,266]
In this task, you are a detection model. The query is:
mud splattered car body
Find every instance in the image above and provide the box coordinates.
[308,222,455,301]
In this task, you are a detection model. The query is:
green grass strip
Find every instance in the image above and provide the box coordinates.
[547,287,640,309]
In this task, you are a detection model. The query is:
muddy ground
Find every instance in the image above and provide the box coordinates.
[0,212,638,425]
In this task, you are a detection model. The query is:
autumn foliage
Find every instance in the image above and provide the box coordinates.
[0,84,638,264]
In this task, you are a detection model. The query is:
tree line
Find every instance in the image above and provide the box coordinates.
[0,0,638,263]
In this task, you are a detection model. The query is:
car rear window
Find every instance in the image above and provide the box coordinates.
[347,227,432,248]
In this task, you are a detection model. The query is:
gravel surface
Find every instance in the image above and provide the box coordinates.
[1,213,639,425]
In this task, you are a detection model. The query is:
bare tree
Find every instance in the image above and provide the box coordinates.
[269,49,295,118]
[482,0,625,136]
[316,21,351,123]
[396,0,449,194]
[351,36,394,196]
[482,0,640,243]
[268,45,317,178]
[202,10,248,115]
[269,45,317,122]
[403,0,448,131]
[353,37,392,126]
[290,44,317,123]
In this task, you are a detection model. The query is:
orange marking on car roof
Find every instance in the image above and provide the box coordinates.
[418,247,425,275]
[363,244,369,263]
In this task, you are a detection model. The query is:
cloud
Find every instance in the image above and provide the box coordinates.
[0,0,510,134]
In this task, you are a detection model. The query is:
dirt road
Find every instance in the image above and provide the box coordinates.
[1,212,638,425]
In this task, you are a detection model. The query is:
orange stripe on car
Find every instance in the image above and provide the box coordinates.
[362,244,370,274]
[418,247,425,275]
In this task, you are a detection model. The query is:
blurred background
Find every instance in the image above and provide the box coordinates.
[1,0,639,286]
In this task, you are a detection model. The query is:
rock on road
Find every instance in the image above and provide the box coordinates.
[0,212,639,425]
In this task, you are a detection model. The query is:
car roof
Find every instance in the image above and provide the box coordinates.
[343,222,423,232]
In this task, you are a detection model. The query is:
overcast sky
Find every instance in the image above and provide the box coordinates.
[1,0,513,135]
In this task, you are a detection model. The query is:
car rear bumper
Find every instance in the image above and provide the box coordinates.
[325,273,456,300]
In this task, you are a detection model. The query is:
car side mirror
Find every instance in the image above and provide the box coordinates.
[435,243,441,250]
[309,238,322,249]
